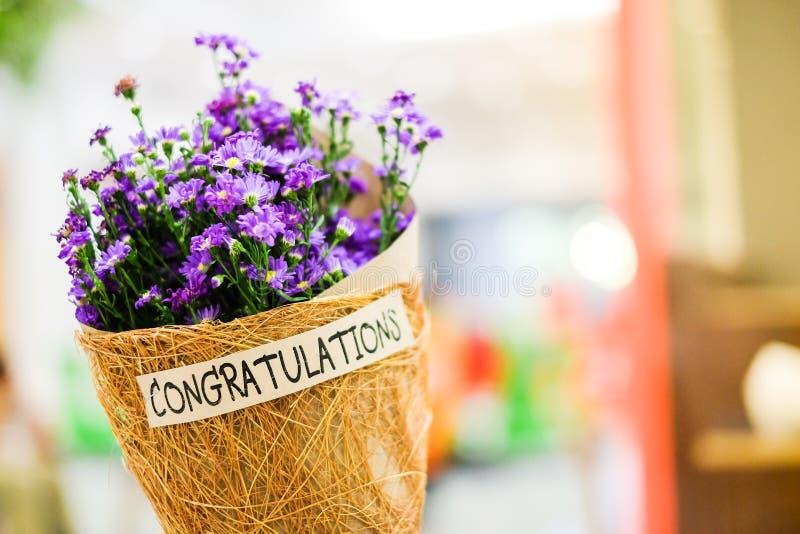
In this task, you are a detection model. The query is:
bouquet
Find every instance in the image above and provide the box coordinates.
[57,33,440,533]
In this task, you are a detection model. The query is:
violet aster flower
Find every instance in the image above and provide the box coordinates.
[333,157,359,174]
[204,174,238,214]
[281,162,329,195]
[55,211,88,243]
[95,240,131,277]
[191,304,221,324]
[179,250,213,287]
[237,205,285,246]
[58,230,92,268]
[295,79,320,108]
[195,33,259,59]
[286,260,326,296]
[210,134,280,170]
[129,131,152,153]
[117,153,136,174]
[134,177,157,193]
[329,245,359,275]
[166,178,205,209]
[349,176,368,194]
[135,285,162,309]
[317,91,360,121]
[190,223,231,252]
[89,125,111,146]
[233,172,279,207]
[276,146,315,170]
[246,256,291,289]
[164,287,190,313]
[156,126,182,143]
[68,275,92,302]
[264,256,290,289]
[222,59,249,77]
[277,202,304,245]
[75,303,101,327]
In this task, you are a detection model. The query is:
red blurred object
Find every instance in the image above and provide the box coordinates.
[606,0,678,533]
[463,330,502,389]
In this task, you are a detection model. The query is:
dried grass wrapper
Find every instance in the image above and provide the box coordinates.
[76,283,430,534]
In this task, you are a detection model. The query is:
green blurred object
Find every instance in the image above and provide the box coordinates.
[58,349,118,456]
[501,331,548,454]
[0,0,77,82]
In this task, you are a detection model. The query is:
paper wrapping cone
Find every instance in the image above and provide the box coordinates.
[75,218,430,533]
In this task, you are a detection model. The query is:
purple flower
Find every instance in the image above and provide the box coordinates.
[194,33,259,59]
[204,174,238,215]
[135,285,162,309]
[317,91,360,121]
[295,79,320,108]
[210,134,280,170]
[164,287,190,312]
[68,274,93,302]
[135,177,157,193]
[397,210,416,232]
[190,224,231,252]
[179,250,213,287]
[89,125,111,146]
[233,172,279,207]
[222,59,249,77]
[287,260,326,296]
[117,153,136,174]
[329,245,359,275]
[333,157,359,174]
[75,303,100,327]
[265,256,290,289]
[129,131,152,153]
[166,178,205,209]
[189,153,210,167]
[372,90,442,153]
[237,205,285,246]
[94,240,131,277]
[277,202,304,245]
[55,211,88,242]
[281,162,329,195]
[274,146,317,172]
[62,168,78,187]
[58,230,92,268]
[80,170,103,190]
[191,304,221,324]
[349,176,368,194]
[156,126,183,151]
[99,180,120,203]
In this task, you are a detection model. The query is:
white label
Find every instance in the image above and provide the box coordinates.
[136,291,415,428]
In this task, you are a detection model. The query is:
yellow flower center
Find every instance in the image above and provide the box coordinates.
[225,157,241,169]
[217,190,228,200]
[297,280,309,290]
[265,270,276,282]
[197,263,206,272]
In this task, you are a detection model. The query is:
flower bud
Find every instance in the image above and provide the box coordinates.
[334,216,356,241]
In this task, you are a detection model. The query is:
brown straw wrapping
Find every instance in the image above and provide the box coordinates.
[76,284,430,533]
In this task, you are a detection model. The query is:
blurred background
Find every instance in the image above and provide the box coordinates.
[2,0,800,532]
